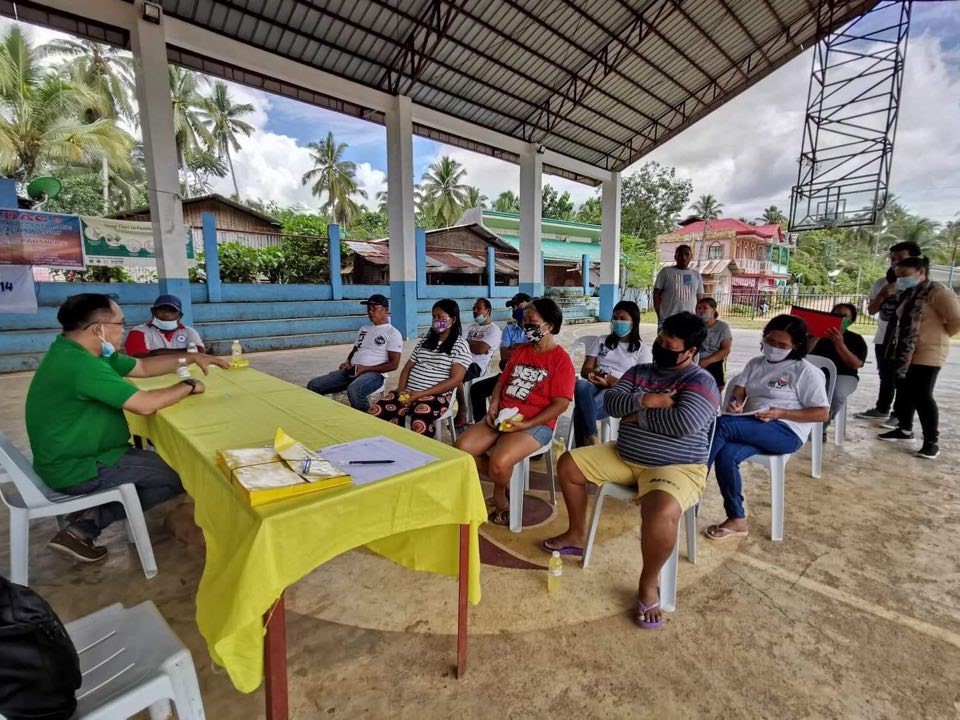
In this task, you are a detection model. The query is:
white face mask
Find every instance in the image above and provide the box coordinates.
[761,343,791,363]
[153,318,179,332]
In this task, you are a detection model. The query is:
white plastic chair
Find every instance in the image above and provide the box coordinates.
[563,336,594,451]
[507,426,558,533]
[834,398,848,446]
[433,401,458,443]
[581,483,698,614]
[721,365,834,542]
[804,355,838,477]
[0,432,157,586]
[463,370,498,424]
[66,601,205,720]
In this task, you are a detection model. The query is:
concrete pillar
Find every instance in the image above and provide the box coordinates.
[129,1,192,324]
[0,178,15,208]
[328,224,342,300]
[486,246,496,297]
[519,144,543,298]
[201,212,221,302]
[415,227,427,292]
[599,172,622,321]
[582,253,590,297]
[385,95,417,338]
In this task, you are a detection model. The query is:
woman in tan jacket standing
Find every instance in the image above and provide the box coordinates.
[878,256,960,458]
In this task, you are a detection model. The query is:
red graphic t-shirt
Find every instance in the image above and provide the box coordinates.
[499,344,576,429]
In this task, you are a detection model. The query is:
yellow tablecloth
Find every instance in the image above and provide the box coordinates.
[125,367,486,693]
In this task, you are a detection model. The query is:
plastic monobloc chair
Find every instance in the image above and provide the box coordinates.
[0,431,157,586]
[66,601,205,720]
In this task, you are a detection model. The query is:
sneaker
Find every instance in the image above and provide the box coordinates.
[877,428,914,442]
[880,415,899,429]
[48,529,107,563]
[855,408,888,419]
[915,442,940,459]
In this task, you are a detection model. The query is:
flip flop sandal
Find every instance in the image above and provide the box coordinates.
[540,539,584,557]
[487,508,510,526]
[704,524,748,541]
[484,491,510,509]
[634,598,663,629]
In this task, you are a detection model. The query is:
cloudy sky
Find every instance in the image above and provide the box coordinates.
[6,3,959,223]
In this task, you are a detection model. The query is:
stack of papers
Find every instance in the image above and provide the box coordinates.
[318,436,438,486]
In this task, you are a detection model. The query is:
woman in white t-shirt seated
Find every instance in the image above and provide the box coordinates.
[369,299,472,437]
[572,300,652,447]
[705,314,829,540]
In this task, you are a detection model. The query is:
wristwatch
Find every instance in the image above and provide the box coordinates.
[181,378,198,394]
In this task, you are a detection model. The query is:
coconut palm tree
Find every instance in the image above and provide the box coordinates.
[761,205,787,226]
[419,156,469,227]
[168,66,213,199]
[44,37,137,212]
[375,189,388,215]
[464,186,487,209]
[199,81,254,199]
[690,194,724,219]
[492,190,520,213]
[301,131,366,225]
[0,27,132,185]
[891,215,939,246]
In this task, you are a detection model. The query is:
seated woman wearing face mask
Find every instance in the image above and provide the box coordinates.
[705,314,830,541]
[571,300,652,448]
[455,298,575,526]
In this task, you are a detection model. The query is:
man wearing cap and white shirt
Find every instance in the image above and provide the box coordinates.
[307,293,403,411]
[455,298,502,426]
[124,294,205,357]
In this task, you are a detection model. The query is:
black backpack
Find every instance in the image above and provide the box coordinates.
[0,576,81,720]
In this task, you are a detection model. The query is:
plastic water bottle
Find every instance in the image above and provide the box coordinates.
[548,551,562,594]
[187,342,198,354]
[176,358,190,379]
[231,340,242,365]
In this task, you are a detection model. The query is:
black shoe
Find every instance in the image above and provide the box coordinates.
[915,442,940,459]
[855,408,888,419]
[880,415,899,429]
[48,529,107,563]
[878,428,914,442]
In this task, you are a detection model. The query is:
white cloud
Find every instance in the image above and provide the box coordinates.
[213,130,319,209]
[642,32,960,223]
[354,162,386,205]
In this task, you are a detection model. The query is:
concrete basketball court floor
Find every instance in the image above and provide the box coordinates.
[0,321,957,719]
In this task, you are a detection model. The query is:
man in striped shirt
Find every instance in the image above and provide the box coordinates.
[543,311,719,628]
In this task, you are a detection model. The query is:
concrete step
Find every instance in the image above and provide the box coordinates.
[206,330,361,355]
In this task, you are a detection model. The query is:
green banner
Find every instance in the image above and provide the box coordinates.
[80,216,196,268]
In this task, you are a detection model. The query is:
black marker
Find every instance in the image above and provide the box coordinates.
[348,460,395,465]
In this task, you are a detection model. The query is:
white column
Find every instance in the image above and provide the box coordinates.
[129,1,192,321]
[519,144,543,296]
[599,171,622,321]
[385,95,418,338]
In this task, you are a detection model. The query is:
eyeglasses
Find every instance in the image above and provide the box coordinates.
[86,320,126,329]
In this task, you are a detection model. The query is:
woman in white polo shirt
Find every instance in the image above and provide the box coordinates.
[571,300,652,447]
[705,314,829,540]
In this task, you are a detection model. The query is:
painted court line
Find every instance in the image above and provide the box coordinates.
[733,552,960,651]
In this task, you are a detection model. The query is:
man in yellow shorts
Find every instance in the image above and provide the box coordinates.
[543,312,719,628]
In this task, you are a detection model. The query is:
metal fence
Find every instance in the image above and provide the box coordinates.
[705,291,876,325]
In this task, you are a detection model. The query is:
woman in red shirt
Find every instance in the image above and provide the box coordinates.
[456,297,575,526]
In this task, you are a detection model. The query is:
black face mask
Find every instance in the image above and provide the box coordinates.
[652,342,685,368]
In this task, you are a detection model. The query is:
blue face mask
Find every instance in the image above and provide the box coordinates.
[152,317,179,332]
[474,314,487,325]
[97,330,115,358]
[611,320,631,337]
[896,276,920,291]
[512,307,525,323]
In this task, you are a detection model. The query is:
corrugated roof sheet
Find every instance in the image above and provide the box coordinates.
[158,0,879,174]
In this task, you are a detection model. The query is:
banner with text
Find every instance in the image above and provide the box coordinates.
[0,210,84,269]
[80,216,196,268]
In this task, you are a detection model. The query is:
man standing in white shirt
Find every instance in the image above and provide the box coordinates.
[307,293,403,411]
[855,241,922,421]
[653,244,704,326]
[455,298,502,427]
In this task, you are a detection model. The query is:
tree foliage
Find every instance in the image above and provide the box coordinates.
[541,184,574,220]
[619,162,693,242]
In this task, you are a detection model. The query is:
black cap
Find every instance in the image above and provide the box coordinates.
[152,294,182,311]
[506,292,531,308]
[361,293,389,309]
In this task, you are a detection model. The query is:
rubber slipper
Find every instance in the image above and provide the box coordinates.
[634,598,663,629]
[487,508,510,526]
[540,539,583,557]
[704,524,748,541]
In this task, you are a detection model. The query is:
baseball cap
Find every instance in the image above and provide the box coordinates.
[361,293,389,309]
[152,294,182,312]
[506,292,531,308]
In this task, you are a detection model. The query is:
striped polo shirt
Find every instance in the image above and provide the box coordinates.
[406,336,472,395]
[603,362,720,467]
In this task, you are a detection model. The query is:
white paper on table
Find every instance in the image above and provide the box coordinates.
[317,435,438,486]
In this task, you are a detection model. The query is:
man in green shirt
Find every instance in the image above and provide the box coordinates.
[25,293,228,563]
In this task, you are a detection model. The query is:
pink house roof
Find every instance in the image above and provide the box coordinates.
[673,218,784,241]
